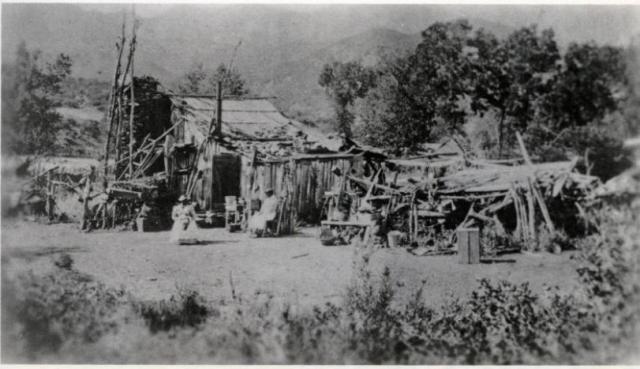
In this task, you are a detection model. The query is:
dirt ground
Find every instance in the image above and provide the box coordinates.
[1,220,583,309]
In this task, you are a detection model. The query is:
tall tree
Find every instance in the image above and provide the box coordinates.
[538,42,626,130]
[468,25,560,158]
[355,20,473,152]
[177,63,248,96]
[319,61,376,138]
[209,64,248,96]
[355,57,427,152]
[623,35,640,136]
[2,42,72,155]
[179,62,207,94]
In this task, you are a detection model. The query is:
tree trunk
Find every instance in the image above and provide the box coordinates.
[497,108,506,159]
[336,104,353,139]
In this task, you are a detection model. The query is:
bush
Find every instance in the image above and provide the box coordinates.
[573,203,640,361]
[136,289,209,333]
[1,268,130,361]
[525,125,632,181]
[2,202,638,364]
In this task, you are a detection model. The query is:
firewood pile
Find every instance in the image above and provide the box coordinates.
[93,174,174,231]
[321,133,601,254]
[14,159,173,231]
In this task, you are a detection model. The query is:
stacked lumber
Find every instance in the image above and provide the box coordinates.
[319,135,600,253]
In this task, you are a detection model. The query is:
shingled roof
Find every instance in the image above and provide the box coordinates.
[168,95,341,152]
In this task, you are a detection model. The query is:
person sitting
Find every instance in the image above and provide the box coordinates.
[170,195,198,244]
[248,188,279,237]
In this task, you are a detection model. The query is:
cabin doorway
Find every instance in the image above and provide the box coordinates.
[189,153,242,214]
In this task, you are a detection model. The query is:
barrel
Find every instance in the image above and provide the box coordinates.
[387,231,403,248]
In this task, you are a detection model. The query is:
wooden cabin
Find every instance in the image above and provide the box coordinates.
[136,93,385,233]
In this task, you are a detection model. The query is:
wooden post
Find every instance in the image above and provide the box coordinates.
[128,5,137,179]
[526,184,537,249]
[516,131,533,166]
[103,15,127,178]
[114,89,123,173]
[80,172,94,231]
[458,228,480,264]
[211,80,223,136]
[530,178,555,234]
[46,171,53,220]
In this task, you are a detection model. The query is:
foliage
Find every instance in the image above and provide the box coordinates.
[177,62,248,96]
[622,35,640,136]
[524,124,632,181]
[212,64,248,96]
[1,266,129,361]
[347,20,630,167]
[58,77,110,111]
[538,42,627,130]
[2,203,638,365]
[136,289,209,333]
[319,61,377,138]
[468,25,559,158]
[573,203,640,361]
[180,62,208,94]
[2,42,72,155]
[355,20,474,152]
[354,57,426,153]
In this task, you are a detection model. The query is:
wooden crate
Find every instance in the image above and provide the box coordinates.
[458,228,480,264]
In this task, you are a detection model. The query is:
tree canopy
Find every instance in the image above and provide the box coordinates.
[468,25,560,157]
[355,20,473,153]
[319,61,377,138]
[177,63,248,96]
[329,20,629,162]
[2,42,72,155]
[537,42,626,130]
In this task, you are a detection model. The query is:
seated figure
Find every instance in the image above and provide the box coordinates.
[248,188,279,236]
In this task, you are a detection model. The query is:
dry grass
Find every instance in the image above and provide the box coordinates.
[1,202,638,364]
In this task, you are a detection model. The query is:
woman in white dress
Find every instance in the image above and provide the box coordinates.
[170,195,198,244]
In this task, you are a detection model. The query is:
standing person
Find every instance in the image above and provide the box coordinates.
[248,188,279,236]
[92,180,111,229]
[170,195,197,244]
[80,166,97,231]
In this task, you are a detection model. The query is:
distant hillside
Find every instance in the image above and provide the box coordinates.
[55,107,105,158]
[252,28,423,121]
[3,3,638,131]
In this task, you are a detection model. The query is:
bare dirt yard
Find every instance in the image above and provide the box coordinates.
[1,220,583,309]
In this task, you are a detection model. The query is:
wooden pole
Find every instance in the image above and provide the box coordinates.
[115,11,131,178]
[526,184,537,249]
[114,86,123,171]
[103,14,127,178]
[128,5,137,179]
[530,178,555,234]
[46,171,53,220]
[217,80,222,136]
[516,131,533,166]
[109,119,184,170]
[210,80,223,136]
[80,169,94,231]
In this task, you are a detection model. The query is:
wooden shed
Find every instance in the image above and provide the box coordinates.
[157,93,378,233]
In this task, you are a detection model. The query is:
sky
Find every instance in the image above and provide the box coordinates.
[75,3,640,49]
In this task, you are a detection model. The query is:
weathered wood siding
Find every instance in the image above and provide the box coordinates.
[244,155,358,225]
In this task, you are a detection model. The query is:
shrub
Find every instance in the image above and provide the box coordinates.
[136,289,210,333]
[2,268,129,360]
[573,203,640,361]
[525,125,632,181]
[2,202,637,364]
